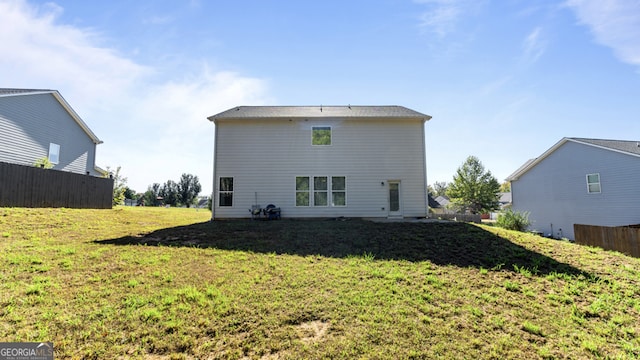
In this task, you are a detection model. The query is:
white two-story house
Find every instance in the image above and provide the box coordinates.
[208,106,432,219]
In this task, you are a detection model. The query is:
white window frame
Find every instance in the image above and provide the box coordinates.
[219,177,234,207]
[295,176,310,207]
[313,176,329,207]
[295,176,346,207]
[586,173,601,194]
[48,143,60,164]
[311,126,332,146]
[331,176,347,207]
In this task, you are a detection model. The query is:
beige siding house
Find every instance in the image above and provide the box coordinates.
[208,106,432,219]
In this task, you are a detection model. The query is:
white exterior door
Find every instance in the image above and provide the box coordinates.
[388,180,402,217]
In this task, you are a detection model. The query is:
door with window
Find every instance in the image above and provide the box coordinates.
[388,180,402,217]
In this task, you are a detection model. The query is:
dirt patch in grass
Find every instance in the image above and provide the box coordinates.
[297,320,330,343]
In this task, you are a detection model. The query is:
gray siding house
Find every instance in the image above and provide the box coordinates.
[507,137,640,240]
[0,89,104,176]
[208,106,432,219]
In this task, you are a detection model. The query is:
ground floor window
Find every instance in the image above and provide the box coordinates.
[331,176,346,206]
[314,176,328,206]
[296,176,310,206]
[296,176,346,207]
[219,177,233,206]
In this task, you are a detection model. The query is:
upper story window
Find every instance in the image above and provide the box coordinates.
[312,126,331,146]
[586,173,601,193]
[48,143,60,164]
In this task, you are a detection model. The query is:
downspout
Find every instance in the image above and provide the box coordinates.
[422,118,428,218]
[211,119,218,221]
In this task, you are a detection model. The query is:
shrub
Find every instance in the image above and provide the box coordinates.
[33,157,53,169]
[496,209,530,232]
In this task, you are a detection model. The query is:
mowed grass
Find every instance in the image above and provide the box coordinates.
[1,207,639,359]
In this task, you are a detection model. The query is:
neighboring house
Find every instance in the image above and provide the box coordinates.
[498,192,512,209]
[208,106,432,219]
[430,195,452,214]
[507,137,640,240]
[0,88,105,176]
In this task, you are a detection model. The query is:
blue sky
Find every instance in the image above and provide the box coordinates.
[1,0,639,196]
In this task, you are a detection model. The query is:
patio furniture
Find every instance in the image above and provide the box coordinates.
[263,204,281,220]
[249,205,262,220]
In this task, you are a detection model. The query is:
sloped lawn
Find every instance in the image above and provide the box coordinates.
[1,207,639,359]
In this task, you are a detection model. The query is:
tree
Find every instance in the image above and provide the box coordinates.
[142,183,161,206]
[106,166,127,206]
[177,173,202,207]
[160,180,179,206]
[431,181,449,197]
[500,181,511,193]
[446,156,500,214]
[123,187,138,200]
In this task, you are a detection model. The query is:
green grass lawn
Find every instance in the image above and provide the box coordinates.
[1,207,639,359]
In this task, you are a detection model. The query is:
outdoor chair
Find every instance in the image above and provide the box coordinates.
[263,204,281,220]
[249,205,262,220]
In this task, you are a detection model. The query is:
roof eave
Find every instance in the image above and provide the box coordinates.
[506,137,570,181]
[50,91,103,144]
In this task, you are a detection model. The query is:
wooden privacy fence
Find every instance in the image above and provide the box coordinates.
[574,224,640,258]
[0,161,113,209]
[432,213,482,223]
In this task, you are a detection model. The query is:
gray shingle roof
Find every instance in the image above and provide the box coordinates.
[0,88,53,96]
[208,105,431,121]
[570,137,640,156]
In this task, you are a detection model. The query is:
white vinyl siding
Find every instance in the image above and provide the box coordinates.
[212,118,427,218]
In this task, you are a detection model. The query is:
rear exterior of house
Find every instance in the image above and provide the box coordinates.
[507,137,640,240]
[0,89,104,176]
[208,106,432,219]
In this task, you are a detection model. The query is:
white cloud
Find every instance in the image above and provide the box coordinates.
[565,0,640,67]
[415,0,486,39]
[415,0,464,38]
[0,0,272,195]
[521,26,546,65]
[0,0,151,103]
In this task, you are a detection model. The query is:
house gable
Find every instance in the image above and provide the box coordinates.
[507,137,640,181]
[0,89,103,176]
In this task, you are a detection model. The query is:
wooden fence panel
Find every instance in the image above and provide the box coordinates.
[432,213,482,223]
[574,224,640,258]
[0,161,113,209]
